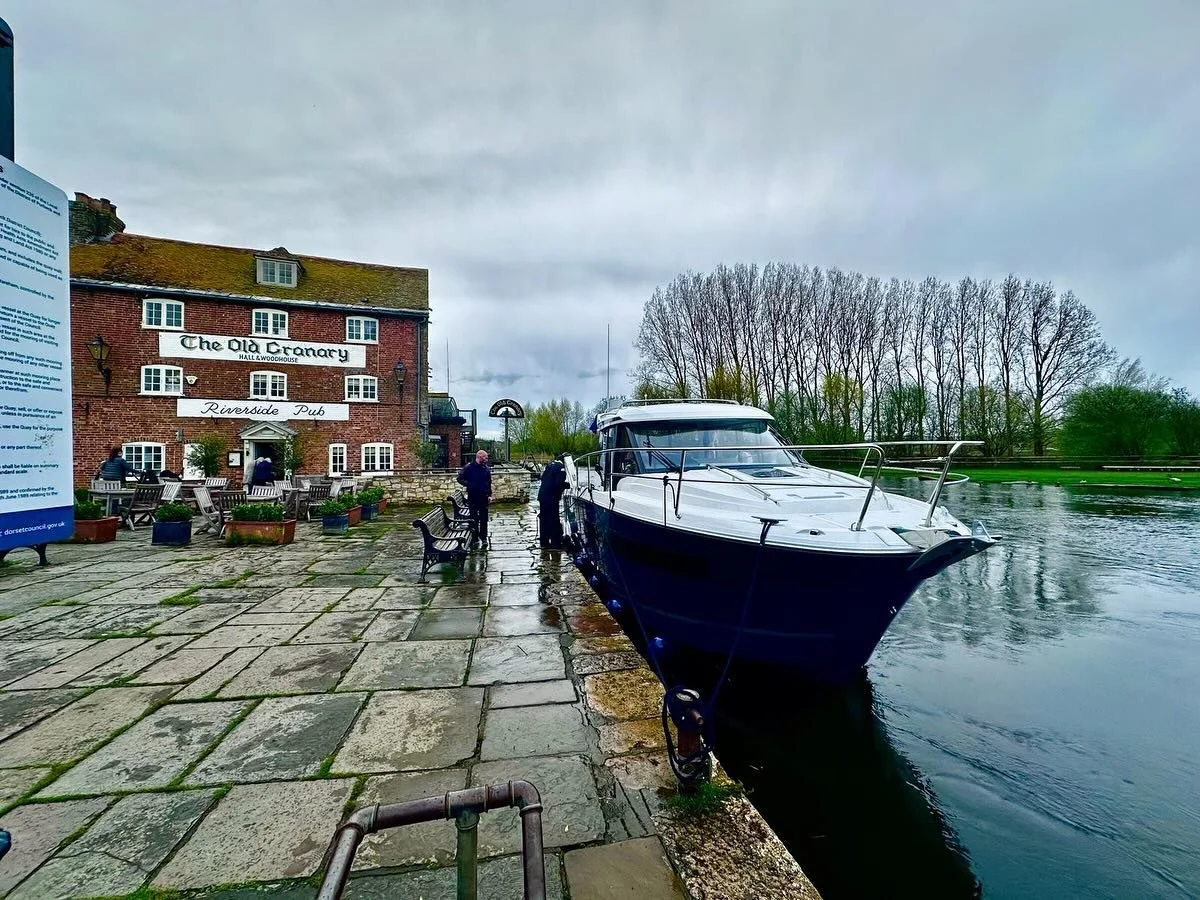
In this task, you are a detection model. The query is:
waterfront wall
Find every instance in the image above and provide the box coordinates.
[367,468,531,504]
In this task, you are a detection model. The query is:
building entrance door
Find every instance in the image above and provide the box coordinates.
[251,442,280,483]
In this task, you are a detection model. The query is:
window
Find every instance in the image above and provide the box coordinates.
[256,258,297,287]
[345,316,378,343]
[142,298,184,330]
[140,365,183,396]
[250,370,287,400]
[123,443,165,473]
[329,443,347,476]
[344,375,378,402]
[251,308,289,337]
[361,443,393,473]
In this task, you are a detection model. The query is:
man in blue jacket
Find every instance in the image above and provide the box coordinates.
[457,449,493,548]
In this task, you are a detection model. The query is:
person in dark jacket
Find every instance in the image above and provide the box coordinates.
[251,457,275,487]
[457,449,493,548]
[97,447,132,482]
[537,457,568,549]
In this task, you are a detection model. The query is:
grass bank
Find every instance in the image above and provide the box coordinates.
[947,468,1200,489]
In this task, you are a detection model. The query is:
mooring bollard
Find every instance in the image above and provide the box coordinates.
[664,687,713,795]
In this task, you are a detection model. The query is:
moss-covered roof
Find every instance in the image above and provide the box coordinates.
[70,233,428,311]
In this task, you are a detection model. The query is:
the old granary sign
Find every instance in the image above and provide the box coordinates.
[488,399,525,418]
[176,399,350,421]
[159,332,366,368]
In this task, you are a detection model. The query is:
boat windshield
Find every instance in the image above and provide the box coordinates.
[623,419,803,473]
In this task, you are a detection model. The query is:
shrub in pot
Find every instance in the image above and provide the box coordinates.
[319,498,350,535]
[225,502,295,546]
[152,502,194,546]
[72,500,119,544]
[357,487,384,520]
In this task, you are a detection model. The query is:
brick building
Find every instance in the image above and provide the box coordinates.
[68,194,430,485]
[427,392,477,470]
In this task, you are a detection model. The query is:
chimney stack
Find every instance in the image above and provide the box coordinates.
[69,192,126,244]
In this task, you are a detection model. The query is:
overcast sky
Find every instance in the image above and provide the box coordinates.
[9,1,1198,435]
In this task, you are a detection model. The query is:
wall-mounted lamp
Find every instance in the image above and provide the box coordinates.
[86,335,113,395]
[175,428,184,442]
[184,375,198,386]
[393,361,406,399]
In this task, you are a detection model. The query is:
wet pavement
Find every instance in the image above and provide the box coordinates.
[0,504,816,899]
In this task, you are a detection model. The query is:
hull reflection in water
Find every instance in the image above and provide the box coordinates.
[661,652,981,899]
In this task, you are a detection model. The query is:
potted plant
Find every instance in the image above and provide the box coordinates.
[342,493,363,526]
[225,503,295,546]
[151,502,194,546]
[72,500,119,544]
[185,434,226,478]
[318,498,350,535]
[357,486,384,520]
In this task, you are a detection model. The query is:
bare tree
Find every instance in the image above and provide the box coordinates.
[968,278,995,445]
[993,274,1027,454]
[1021,285,1114,454]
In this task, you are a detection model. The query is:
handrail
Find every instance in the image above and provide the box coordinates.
[617,398,741,407]
[569,439,982,532]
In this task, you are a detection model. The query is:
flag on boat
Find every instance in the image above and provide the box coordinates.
[588,416,598,434]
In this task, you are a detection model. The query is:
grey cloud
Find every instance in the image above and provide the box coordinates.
[8,0,1198,427]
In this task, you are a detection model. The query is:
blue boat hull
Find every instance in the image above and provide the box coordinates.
[573,499,935,684]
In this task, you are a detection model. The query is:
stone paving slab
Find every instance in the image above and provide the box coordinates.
[130,646,237,684]
[468,634,566,685]
[359,609,419,641]
[343,853,565,900]
[411,607,483,640]
[0,766,49,807]
[0,687,84,741]
[0,685,176,767]
[150,601,255,634]
[40,700,251,795]
[484,603,565,636]
[489,679,578,708]
[0,798,109,894]
[188,621,308,648]
[429,584,491,607]
[473,754,605,854]
[189,693,365,784]
[333,688,484,773]
[10,790,217,899]
[352,767,469,870]
[153,779,356,889]
[173,647,263,700]
[72,634,193,687]
[369,585,438,607]
[293,610,377,642]
[480,703,592,761]
[565,837,687,900]
[218,643,363,696]
[340,639,472,690]
[5,637,144,689]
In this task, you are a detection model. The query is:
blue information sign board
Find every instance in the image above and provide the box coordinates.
[0,156,74,552]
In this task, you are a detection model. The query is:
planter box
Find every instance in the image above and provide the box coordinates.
[226,519,296,546]
[322,513,350,535]
[72,516,119,544]
[360,502,378,521]
[376,499,388,515]
[346,505,362,526]
[151,519,193,546]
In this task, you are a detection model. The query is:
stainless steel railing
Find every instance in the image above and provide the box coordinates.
[569,440,982,531]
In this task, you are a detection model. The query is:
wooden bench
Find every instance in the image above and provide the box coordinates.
[412,507,470,582]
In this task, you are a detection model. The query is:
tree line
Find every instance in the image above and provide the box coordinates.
[634,262,1197,457]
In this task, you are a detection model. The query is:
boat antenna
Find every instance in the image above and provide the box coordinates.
[606,323,611,411]
[446,338,450,393]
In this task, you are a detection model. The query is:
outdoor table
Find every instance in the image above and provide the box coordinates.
[89,489,134,517]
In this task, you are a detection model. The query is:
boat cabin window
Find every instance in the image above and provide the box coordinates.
[624,419,802,473]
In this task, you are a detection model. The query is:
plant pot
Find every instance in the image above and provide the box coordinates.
[346,505,362,526]
[376,499,387,514]
[360,502,378,521]
[72,516,119,544]
[151,519,192,546]
[225,519,296,546]
[322,513,350,535]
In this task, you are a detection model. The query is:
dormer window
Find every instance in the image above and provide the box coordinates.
[256,257,297,287]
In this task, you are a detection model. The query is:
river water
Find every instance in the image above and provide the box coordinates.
[704,482,1200,899]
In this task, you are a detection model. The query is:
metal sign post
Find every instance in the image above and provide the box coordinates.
[488,399,525,463]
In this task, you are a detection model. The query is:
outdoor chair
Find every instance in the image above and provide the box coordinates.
[248,485,282,502]
[204,477,228,490]
[159,482,182,504]
[91,479,123,492]
[118,484,165,531]
[213,490,247,537]
[303,482,331,520]
[192,485,222,535]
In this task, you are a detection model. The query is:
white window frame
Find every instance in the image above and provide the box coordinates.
[249,370,288,400]
[256,258,297,287]
[140,365,183,396]
[328,443,347,477]
[344,375,379,402]
[345,316,379,344]
[251,308,289,337]
[142,298,185,330]
[361,442,393,474]
[123,442,165,473]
